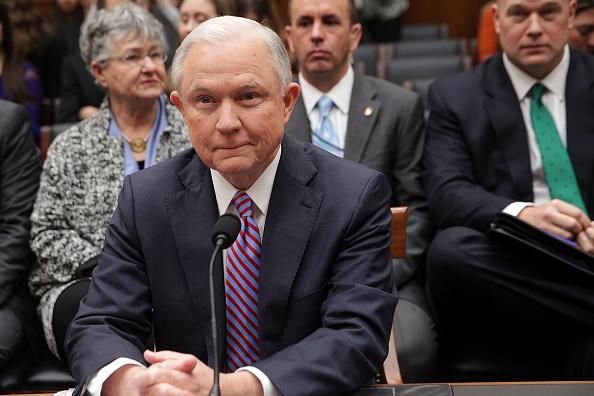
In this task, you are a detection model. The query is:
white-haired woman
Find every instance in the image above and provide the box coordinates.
[28,2,191,360]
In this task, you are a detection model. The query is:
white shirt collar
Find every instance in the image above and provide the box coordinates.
[211,145,281,219]
[299,65,354,117]
[503,44,569,101]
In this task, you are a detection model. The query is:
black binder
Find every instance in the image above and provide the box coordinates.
[488,212,594,275]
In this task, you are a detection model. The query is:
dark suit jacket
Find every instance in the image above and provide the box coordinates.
[423,49,594,232]
[66,136,398,396]
[0,100,40,307]
[0,100,44,359]
[285,72,433,287]
[58,53,105,123]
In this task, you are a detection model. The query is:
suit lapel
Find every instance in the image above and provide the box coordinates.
[257,136,323,358]
[565,49,594,212]
[344,73,380,163]
[165,154,227,369]
[483,55,534,200]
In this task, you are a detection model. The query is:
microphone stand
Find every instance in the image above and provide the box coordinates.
[208,213,240,396]
[209,239,224,396]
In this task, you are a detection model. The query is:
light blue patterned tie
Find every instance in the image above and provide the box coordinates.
[226,191,261,372]
[530,83,588,215]
[312,95,342,157]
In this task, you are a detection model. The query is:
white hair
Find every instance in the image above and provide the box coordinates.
[171,16,292,96]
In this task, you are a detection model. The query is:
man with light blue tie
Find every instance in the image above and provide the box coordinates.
[423,0,594,379]
[284,0,437,382]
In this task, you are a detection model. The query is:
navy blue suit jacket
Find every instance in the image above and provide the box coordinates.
[66,136,398,396]
[423,49,594,232]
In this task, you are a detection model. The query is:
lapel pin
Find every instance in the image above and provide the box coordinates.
[364,107,373,117]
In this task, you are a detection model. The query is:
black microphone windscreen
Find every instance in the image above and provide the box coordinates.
[211,213,241,249]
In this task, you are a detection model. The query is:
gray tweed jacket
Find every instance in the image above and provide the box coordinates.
[28,97,192,357]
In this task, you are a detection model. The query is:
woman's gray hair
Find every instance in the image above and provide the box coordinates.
[171,16,292,96]
[80,3,164,77]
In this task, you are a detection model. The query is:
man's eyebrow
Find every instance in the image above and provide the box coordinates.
[239,81,263,89]
[186,81,265,93]
[187,83,208,93]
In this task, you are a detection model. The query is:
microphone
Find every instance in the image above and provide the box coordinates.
[209,213,240,396]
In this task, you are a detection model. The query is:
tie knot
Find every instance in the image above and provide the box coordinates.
[317,95,333,118]
[232,191,254,218]
[531,83,546,103]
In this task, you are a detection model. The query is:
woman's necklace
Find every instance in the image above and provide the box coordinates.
[120,129,152,153]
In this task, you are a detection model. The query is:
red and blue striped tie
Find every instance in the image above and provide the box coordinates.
[226,191,261,372]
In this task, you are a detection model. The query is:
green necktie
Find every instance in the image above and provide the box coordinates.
[530,83,588,215]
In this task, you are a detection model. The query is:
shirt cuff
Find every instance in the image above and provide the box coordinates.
[237,366,282,396]
[84,358,145,396]
[502,202,534,217]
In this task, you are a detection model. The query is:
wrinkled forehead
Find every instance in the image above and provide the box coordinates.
[182,39,280,90]
[496,0,570,8]
[290,0,352,22]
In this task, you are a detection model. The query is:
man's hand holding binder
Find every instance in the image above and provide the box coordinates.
[517,199,594,254]
[489,201,594,276]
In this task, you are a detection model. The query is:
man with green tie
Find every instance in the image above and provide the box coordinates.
[423,0,594,380]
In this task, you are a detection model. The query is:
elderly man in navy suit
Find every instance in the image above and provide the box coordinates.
[283,0,437,382]
[65,15,397,396]
[424,0,594,379]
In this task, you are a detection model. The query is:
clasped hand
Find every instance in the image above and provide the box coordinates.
[102,350,263,396]
[518,199,594,253]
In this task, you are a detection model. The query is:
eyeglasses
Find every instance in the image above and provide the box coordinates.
[105,51,168,67]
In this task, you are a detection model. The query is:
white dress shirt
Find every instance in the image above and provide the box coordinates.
[76,148,283,396]
[501,45,570,216]
[298,66,355,155]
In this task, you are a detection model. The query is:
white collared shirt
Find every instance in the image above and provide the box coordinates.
[212,145,281,237]
[501,45,570,215]
[299,66,355,154]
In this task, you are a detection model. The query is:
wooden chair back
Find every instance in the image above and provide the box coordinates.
[379,206,409,385]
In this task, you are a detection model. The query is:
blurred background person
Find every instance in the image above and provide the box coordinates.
[164,0,225,95]
[0,0,43,146]
[0,99,44,373]
[476,0,498,62]
[236,0,283,37]
[178,0,220,43]
[569,0,594,54]
[44,0,86,57]
[28,3,191,361]
[355,0,409,43]
[5,0,62,108]
[41,0,88,106]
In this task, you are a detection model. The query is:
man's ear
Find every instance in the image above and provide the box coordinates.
[568,0,577,29]
[349,23,363,53]
[170,91,185,116]
[492,3,501,35]
[283,82,301,124]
